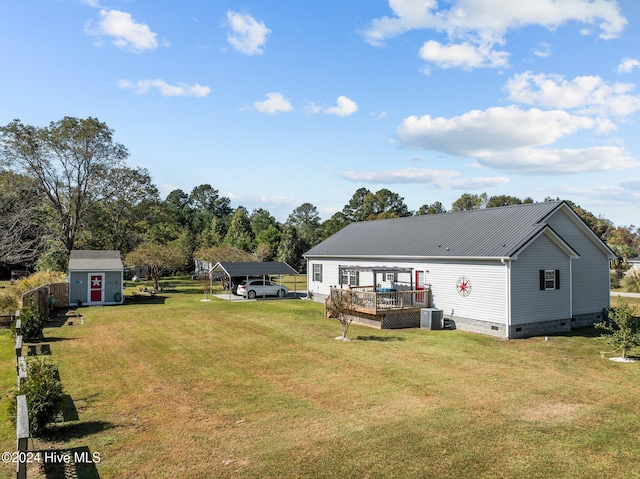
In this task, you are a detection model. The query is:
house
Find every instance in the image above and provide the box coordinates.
[304,201,616,339]
[68,250,125,306]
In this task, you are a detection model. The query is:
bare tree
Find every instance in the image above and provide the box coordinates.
[326,288,355,341]
[0,171,45,266]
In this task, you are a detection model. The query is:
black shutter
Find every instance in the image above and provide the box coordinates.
[540,270,545,290]
[555,269,560,290]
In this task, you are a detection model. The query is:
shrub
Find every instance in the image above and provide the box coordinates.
[19,302,46,342]
[621,269,640,293]
[0,289,19,315]
[16,270,67,294]
[10,358,65,436]
[596,296,640,359]
[610,271,621,289]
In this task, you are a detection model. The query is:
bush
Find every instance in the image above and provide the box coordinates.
[16,270,67,294]
[621,269,640,293]
[19,302,46,342]
[0,289,19,315]
[10,358,64,436]
[610,270,621,289]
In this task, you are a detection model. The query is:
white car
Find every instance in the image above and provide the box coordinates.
[237,279,288,299]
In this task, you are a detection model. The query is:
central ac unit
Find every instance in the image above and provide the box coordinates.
[420,308,444,330]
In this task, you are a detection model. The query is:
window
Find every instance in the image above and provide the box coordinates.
[340,270,359,286]
[313,264,322,282]
[539,269,560,290]
[384,272,397,282]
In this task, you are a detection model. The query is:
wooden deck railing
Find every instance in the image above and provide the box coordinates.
[329,287,430,315]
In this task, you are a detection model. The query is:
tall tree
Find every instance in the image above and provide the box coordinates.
[277,225,305,272]
[342,187,410,222]
[83,167,160,254]
[0,117,128,254]
[0,171,46,267]
[486,195,531,208]
[451,193,488,212]
[416,201,446,215]
[189,184,232,235]
[224,207,254,251]
[287,203,321,247]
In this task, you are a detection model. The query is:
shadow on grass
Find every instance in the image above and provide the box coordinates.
[42,420,116,441]
[60,394,80,422]
[28,343,52,356]
[38,446,101,479]
[123,295,168,305]
[354,335,406,342]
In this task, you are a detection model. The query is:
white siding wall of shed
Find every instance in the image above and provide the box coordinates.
[510,233,571,325]
[307,257,508,325]
[546,208,611,315]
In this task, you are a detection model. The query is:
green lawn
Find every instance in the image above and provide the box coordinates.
[1,281,640,478]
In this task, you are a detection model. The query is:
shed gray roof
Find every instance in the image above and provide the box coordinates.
[212,261,298,277]
[305,201,577,259]
[68,250,124,271]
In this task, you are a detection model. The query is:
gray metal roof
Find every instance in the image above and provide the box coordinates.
[212,261,298,276]
[68,250,124,271]
[305,201,566,259]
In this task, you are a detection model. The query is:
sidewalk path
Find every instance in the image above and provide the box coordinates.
[610,291,640,299]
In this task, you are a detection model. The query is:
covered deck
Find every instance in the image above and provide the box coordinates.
[328,286,430,316]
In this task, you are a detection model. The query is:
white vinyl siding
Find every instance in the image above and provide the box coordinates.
[545,208,611,315]
[305,257,507,324]
[510,233,571,325]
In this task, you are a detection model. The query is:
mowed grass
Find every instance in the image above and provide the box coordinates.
[1,285,640,478]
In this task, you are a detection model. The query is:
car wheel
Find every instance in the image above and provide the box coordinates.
[277,289,286,298]
[248,290,256,299]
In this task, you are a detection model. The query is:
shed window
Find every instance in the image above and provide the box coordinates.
[313,264,322,282]
[540,269,560,290]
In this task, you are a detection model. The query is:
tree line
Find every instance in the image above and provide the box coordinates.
[1,117,638,275]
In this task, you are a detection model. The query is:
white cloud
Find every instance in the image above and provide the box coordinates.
[395,106,636,174]
[252,92,293,114]
[475,146,637,174]
[226,11,270,55]
[86,9,160,53]
[324,96,359,117]
[118,79,211,97]
[339,166,509,189]
[506,71,640,117]
[363,0,626,45]
[532,42,551,58]
[397,106,611,154]
[362,0,626,71]
[617,57,640,74]
[304,101,322,115]
[419,40,509,70]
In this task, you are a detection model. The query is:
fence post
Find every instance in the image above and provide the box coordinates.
[15,335,22,360]
[17,357,27,389]
[16,394,29,479]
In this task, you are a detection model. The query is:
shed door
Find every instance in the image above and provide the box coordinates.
[89,273,105,303]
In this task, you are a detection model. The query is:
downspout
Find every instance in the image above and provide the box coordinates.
[501,258,511,339]
[569,258,573,319]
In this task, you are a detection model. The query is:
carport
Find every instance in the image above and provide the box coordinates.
[211,261,299,300]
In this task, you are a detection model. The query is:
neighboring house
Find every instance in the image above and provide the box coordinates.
[68,250,125,307]
[304,201,616,339]
[627,256,640,272]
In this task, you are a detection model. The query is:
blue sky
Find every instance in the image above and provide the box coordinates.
[2,1,640,227]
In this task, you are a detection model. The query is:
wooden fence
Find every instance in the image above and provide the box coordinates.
[21,283,69,313]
